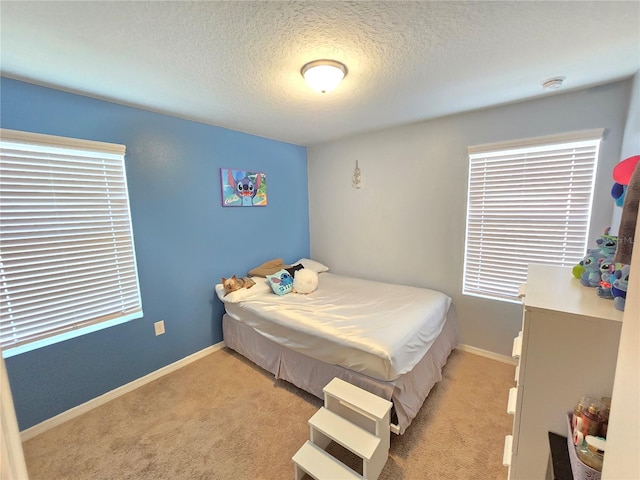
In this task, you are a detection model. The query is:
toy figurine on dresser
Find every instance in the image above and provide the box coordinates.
[573,156,638,311]
[573,229,616,288]
[611,156,639,310]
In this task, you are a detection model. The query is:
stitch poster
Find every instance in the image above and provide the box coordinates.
[220,168,267,207]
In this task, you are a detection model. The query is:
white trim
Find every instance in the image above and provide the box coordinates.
[467,128,604,154]
[20,342,225,441]
[2,355,28,479]
[3,312,144,359]
[0,128,126,154]
[456,344,517,365]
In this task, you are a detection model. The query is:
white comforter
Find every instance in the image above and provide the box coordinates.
[215,273,451,381]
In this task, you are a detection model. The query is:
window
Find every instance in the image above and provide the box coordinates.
[463,129,603,303]
[0,129,143,357]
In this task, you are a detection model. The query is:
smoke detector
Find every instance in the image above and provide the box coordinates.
[542,77,565,90]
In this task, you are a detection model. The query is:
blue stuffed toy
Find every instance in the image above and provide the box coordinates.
[578,251,607,287]
[611,264,630,311]
[612,182,626,207]
[573,228,618,286]
[596,258,616,299]
[594,228,617,256]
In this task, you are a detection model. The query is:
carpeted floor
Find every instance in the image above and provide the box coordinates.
[22,348,514,479]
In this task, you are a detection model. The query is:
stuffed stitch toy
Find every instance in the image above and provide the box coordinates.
[573,228,618,282]
[594,228,617,257]
[596,257,616,299]
[573,248,599,280]
[611,263,630,311]
[578,250,606,287]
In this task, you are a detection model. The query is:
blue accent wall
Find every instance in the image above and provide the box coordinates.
[0,77,309,430]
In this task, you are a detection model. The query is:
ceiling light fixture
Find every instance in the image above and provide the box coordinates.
[542,77,565,90]
[301,59,348,93]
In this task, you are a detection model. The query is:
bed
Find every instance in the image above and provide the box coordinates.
[215,261,458,434]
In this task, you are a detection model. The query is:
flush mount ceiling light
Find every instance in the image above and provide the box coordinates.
[301,59,348,93]
[542,77,565,90]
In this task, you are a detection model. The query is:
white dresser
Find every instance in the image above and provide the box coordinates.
[504,264,623,480]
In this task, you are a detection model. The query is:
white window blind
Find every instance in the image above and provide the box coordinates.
[0,129,143,357]
[463,129,603,302]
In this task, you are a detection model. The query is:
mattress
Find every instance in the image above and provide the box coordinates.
[215,273,451,381]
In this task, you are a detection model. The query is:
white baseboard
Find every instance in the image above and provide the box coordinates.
[20,341,226,442]
[456,344,517,365]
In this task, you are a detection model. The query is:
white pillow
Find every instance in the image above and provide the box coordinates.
[266,269,294,295]
[294,258,329,273]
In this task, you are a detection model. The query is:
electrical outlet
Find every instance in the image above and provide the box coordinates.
[154,320,165,336]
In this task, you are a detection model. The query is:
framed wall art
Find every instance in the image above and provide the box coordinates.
[220,168,267,207]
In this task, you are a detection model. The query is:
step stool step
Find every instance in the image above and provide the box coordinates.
[323,378,391,421]
[292,441,362,480]
[309,407,381,461]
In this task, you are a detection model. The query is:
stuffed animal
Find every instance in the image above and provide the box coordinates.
[596,258,616,299]
[578,250,606,287]
[573,228,617,283]
[293,268,318,294]
[611,263,630,311]
[611,182,626,207]
[594,228,617,257]
[221,275,255,297]
[573,249,599,280]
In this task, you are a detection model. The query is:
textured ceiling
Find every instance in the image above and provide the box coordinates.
[1,1,639,146]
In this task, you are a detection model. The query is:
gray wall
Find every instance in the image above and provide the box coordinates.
[308,79,632,356]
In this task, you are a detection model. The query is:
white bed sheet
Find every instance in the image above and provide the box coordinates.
[215,273,451,381]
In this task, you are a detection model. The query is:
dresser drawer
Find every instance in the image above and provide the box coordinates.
[512,331,523,359]
[503,434,513,467]
[507,384,524,456]
[507,387,518,415]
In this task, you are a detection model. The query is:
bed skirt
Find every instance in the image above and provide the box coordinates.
[222,307,459,434]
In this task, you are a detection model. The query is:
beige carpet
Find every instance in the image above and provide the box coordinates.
[23,348,514,479]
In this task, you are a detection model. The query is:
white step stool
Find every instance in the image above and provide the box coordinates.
[292,377,392,480]
[292,441,361,480]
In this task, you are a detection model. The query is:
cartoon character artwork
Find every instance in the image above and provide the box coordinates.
[268,270,293,295]
[271,271,293,288]
[220,168,267,207]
